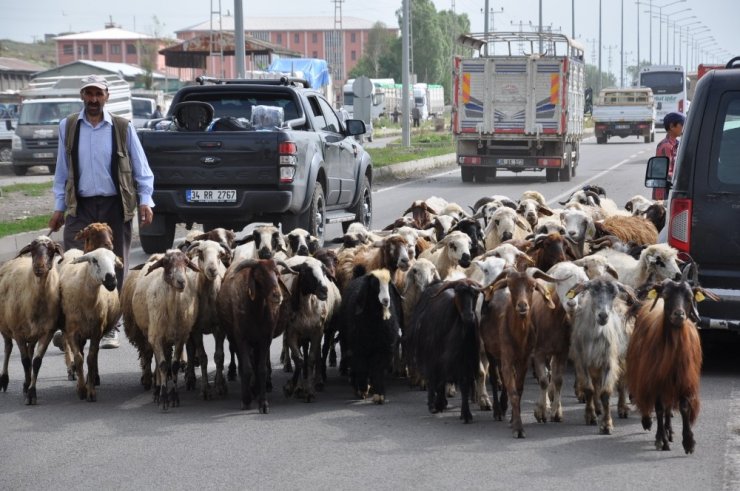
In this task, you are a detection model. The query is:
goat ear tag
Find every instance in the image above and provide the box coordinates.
[647,289,657,300]
[566,290,576,299]
[694,291,706,302]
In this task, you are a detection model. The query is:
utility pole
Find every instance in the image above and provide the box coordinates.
[539,0,543,54]
[649,0,653,64]
[598,0,603,92]
[484,0,489,56]
[620,0,624,87]
[402,0,410,147]
[636,1,641,68]
[234,0,245,78]
[572,0,575,39]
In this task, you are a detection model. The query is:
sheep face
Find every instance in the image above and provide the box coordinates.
[147,249,199,292]
[487,207,529,243]
[383,235,411,272]
[518,199,552,229]
[74,223,114,252]
[561,209,595,244]
[189,240,228,281]
[431,215,458,242]
[71,248,123,292]
[367,270,392,320]
[573,255,619,280]
[404,258,440,295]
[252,226,285,259]
[287,228,319,257]
[641,245,682,282]
[444,232,473,268]
[393,226,420,261]
[18,236,63,278]
[472,256,506,287]
[296,261,329,301]
[450,219,485,258]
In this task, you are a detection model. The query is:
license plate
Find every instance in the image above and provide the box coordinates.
[497,158,524,166]
[615,124,630,129]
[33,152,54,159]
[186,189,237,203]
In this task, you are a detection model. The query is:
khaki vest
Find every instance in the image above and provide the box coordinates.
[63,113,138,222]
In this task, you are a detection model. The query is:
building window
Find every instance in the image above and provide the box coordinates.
[312,51,318,58]
[351,50,356,61]
[312,33,318,43]
[111,44,121,55]
[351,32,356,43]
[294,33,299,44]
[78,45,88,56]
[276,33,282,44]
[93,44,103,55]
[63,44,73,55]
[126,43,137,55]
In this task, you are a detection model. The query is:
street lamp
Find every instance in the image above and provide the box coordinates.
[663,8,690,63]
[650,0,686,64]
[675,20,700,66]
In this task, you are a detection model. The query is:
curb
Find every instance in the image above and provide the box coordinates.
[374,153,457,179]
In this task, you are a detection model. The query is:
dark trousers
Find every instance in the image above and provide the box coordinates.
[63,196,132,291]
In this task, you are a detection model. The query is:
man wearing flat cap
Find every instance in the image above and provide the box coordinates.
[49,74,155,349]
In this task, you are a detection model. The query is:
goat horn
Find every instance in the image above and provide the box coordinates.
[231,259,261,275]
[275,259,298,275]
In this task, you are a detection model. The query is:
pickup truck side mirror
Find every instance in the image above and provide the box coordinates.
[645,156,670,188]
[344,119,366,137]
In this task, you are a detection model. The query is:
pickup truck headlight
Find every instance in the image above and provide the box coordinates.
[11,134,22,150]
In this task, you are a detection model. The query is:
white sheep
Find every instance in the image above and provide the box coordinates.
[58,248,122,402]
[132,249,201,410]
[483,207,532,250]
[595,243,682,288]
[232,224,286,263]
[419,231,473,279]
[0,236,63,405]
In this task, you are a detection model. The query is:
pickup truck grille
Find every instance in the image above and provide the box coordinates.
[26,139,58,149]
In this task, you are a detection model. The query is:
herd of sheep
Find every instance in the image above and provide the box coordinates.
[0,185,717,454]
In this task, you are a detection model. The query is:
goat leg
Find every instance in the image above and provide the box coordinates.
[475,351,492,411]
[85,334,100,402]
[213,331,227,396]
[655,399,670,450]
[184,336,197,391]
[599,389,613,435]
[532,355,550,423]
[679,397,696,454]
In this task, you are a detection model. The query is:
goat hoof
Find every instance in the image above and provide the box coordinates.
[283,384,294,398]
[22,382,29,394]
[169,388,179,407]
[305,392,315,403]
[618,408,629,419]
[67,369,75,381]
[87,390,97,403]
[94,374,100,386]
[641,415,652,431]
[479,399,492,411]
[283,364,293,373]
[513,429,526,439]
[550,414,563,423]
[0,373,8,392]
[372,394,385,405]
[227,366,237,381]
[682,437,695,454]
[24,387,37,405]
[259,403,269,414]
[77,386,87,400]
[600,425,612,435]
[159,389,169,410]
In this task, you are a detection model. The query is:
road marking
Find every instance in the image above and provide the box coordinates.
[118,391,155,410]
[375,168,457,194]
[547,156,636,206]
[724,381,740,490]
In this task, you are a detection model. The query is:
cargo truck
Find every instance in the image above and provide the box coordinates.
[592,87,655,144]
[453,32,585,183]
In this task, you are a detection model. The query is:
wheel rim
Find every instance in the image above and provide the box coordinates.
[362,188,372,227]
[315,194,325,238]
[0,148,10,162]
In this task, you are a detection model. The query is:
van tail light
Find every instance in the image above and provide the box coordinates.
[668,198,692,253]
[678,99,684,113]
[279,141,298,183]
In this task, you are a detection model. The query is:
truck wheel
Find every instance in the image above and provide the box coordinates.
[12,165,27,176]
[546,168,559,182]
[651,132,655,142]
[488,168,497,181]
[140,214,176,254]
[47,165,56,175]
[596,135,607,144]
[474,168,487,183]
[559,145,572,182]
[304,182,326,246]
[343,176,372,233]
[461,166,474,183]
[0,145,11,162]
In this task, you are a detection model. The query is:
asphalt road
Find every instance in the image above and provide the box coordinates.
[2,133,739,490]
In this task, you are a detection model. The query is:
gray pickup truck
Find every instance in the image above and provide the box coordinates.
[137,77,373,253]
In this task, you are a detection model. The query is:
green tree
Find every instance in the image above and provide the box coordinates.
[626,60,652,87]
[585,64,617,93]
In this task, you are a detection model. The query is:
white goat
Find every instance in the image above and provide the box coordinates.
[483,207,532,250]
[595,243,682,288]
[419,231,473,279]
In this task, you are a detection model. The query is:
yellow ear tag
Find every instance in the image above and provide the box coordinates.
[566,290,576,299]
[694,291,706,303]
[647,289,657,300]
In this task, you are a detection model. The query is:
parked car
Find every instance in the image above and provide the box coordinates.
[645,56,740,335]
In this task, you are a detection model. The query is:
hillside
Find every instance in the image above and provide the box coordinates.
[0,39,56,68]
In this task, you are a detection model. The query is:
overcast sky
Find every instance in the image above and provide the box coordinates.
[6,0,737,79]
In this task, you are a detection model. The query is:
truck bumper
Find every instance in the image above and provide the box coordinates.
[698,287,740,334]
[458,154,562,171]
[11,149,57,167]
[595,122,652,138]
[153,188,294,223]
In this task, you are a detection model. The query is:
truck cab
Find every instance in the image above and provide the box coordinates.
[645,56,740,335]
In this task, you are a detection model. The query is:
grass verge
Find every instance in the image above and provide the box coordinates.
[0,181,53,196]
[368,133,454,167]
[0,215,51,238]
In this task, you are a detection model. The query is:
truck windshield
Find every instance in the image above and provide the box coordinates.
[182,93,301,121]
[19,101,83,125]
[639,72,683,95]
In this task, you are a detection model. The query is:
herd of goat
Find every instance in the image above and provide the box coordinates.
[0,185,718,454]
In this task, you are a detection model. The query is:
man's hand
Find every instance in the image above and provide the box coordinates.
[48,211,65,233]
[139,205,154,226]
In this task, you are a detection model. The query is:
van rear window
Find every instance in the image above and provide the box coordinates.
[715,98,740,185]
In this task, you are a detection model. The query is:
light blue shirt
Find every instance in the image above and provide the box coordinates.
[53,109,155,212]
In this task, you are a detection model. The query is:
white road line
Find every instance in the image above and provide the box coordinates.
[547,156,634,206]
[375,168,458,194]
[724,381,740,490]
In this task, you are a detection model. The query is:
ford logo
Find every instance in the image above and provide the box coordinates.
[200,156,221,166]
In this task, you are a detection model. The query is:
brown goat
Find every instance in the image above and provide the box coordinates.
[626,278,717,453]
[480,268,560,438]
[526,233,577,272]
[336,234,411,291]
